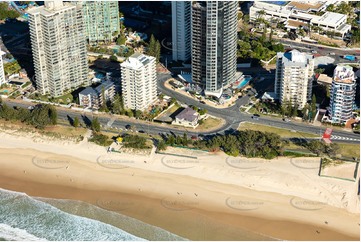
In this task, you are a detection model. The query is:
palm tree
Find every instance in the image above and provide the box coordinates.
[256,10,266,24]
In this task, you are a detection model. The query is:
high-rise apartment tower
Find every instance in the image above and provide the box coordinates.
[191,1,238,98]
[27,1,89,97]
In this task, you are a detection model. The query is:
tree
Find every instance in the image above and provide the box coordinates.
[260,27,267,43]
[109,55,118,62]
[148,34,156,57]
[256,10,266,23]
[134,109,142,119]
[311,94,317,120]
[199,109,207,115]
[147,34,161,62]
[269,28,273,41]
[157,140,167,151]
[91,117,101,132]
[49,106,57,125]
[315,68,325,74]
[0,3,20,20]
[302,105,309,121]
[292,104,298,118]
[111,94,124,114]
[73,117,79,128]
[126,109,134,118]
[116,35,126,45]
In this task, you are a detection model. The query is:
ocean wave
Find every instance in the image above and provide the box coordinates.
[37,197,187,241]
[0,188,145,241]
[0,223,46,241]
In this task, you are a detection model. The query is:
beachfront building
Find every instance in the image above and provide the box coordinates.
[328,65,356,124]
[275,50,314,109]
[27,1,89,97]
[77,1,119,44]
[191,1,238,98]
[172,106,200,128]
[171,1,191,61]
[0,48,6,86]
[249,1,351,37]
[79,80,115,109]
[120,53,157,111]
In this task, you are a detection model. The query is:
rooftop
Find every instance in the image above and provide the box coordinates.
[27,2,77,16]
[314,11,346,26]
[286,19,307,28]
[80,81,115,96]
[288,1,325,12]
[95,80,114,93]
[278,49,313,68]
[121,53,155,70]
[175,107,199,123]
[333,65,355,84]
[317,74,333,85]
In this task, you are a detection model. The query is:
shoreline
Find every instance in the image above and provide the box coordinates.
[0,130,359,240]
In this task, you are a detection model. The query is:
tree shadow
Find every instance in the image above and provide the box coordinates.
[81,115,92,128]
[67,115,74,126]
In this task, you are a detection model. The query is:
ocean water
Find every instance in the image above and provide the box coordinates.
[0,188,144,241]
[36,197,186,241]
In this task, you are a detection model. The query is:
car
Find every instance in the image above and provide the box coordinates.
[318,47,324,49]
[311,50,317,54]
[329,52,335,56]
[252,114,260,120]
[200,101,206,104]
[138,130,145,133]
[283,118,291,122]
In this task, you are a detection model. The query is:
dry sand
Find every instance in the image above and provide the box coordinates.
[0,131,359,240]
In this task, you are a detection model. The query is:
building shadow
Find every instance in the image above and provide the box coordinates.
[1,20,34,79]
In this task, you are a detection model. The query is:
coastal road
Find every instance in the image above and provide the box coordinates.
[3,93,360,144]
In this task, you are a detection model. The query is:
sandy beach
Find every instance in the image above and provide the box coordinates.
[0,129,359,240]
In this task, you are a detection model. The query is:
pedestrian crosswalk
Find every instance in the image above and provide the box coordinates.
[331,135,360,142]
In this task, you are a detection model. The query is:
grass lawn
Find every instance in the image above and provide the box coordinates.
[336,143,360,158]
[167,104,180,115]
[0,118,87,141]
[197,117,222,131]
[43,125,87,139]
[238,122,319,138]
[54,93,73,104]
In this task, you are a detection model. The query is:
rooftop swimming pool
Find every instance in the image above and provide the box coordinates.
[267,1,289,6]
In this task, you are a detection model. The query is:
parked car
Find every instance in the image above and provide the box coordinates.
[329,52,335,56]
[311,50,317,54]
[200,101,206,104]
[252,114,260,120]
[283,118,291,122]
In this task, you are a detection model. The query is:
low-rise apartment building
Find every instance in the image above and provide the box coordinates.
[79,80,115,109]
[250,1,351,37]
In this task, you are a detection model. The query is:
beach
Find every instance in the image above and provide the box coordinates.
[0,129,359,240]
